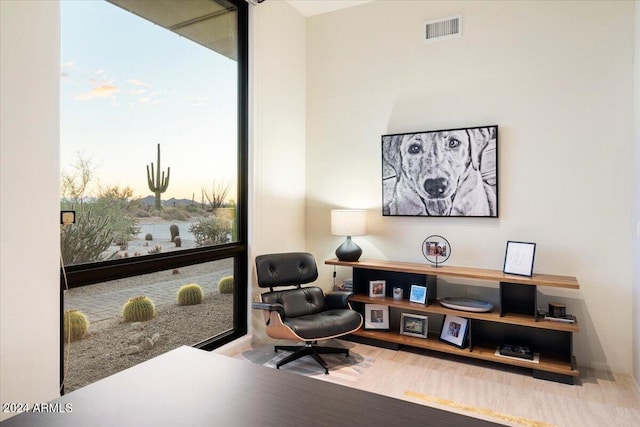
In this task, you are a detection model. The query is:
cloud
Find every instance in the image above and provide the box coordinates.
[75,84,120,101]
[127,79,150,87]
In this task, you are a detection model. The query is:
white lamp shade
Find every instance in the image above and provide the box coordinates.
[331,209,367,236]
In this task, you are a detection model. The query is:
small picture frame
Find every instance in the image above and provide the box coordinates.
[503,241,536,277]
[369,280,386,298]
[439,314,469,348]
[364,304,389,330]
[400,313,428,338]
[409,284,427,304]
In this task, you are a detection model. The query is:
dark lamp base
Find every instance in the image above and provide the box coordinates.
[335,236,362,262]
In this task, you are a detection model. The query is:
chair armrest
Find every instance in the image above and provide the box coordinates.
[325,291,353,310]
[252,302,285,318]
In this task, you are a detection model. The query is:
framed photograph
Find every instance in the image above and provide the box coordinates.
[439,314,469,348]
[503,241,536,277]
[409,285,427,304]
[382,125,498,217]
[400,313,428,338]
[364,304,389,330]
[369,280,386,298]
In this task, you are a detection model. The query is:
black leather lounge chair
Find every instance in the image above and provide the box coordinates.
[252,252,363,374]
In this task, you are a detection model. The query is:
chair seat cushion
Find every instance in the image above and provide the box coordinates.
[283,309,362,340]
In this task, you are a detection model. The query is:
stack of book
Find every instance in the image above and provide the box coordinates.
[334,278,353,292]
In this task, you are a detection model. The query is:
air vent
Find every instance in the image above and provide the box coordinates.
[424,15,462,42]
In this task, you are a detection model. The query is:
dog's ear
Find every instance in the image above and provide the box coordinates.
[467,127,494,170]
[382,135,403,172]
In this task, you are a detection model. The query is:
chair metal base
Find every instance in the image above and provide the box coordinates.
[274,342,350,374]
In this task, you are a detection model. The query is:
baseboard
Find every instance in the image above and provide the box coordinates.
[213,335,253,356]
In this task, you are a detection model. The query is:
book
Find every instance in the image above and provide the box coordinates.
[544,315,576,324]
[538,309,576,324]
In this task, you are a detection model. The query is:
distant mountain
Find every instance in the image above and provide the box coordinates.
[139,196,195,206]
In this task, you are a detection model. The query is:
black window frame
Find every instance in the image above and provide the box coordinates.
[60,0,248,391]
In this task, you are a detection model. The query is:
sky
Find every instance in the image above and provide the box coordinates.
[60,0,238,202]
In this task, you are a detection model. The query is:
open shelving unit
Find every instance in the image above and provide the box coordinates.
[326,258,580,384]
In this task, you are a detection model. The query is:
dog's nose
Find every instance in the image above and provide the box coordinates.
[424,178,448,198]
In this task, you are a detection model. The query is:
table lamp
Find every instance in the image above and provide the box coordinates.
[331,209,367,262]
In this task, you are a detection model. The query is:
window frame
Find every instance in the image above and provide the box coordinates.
[60,0,249,391]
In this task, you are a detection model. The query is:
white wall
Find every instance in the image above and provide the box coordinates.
[250,0,307,339]
[632,1,640,387]
[305,1,635,373]
[0,1,61,420]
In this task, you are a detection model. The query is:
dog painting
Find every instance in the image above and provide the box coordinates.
[382,125,498,217]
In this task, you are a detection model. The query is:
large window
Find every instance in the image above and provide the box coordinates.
[60,0,247,393]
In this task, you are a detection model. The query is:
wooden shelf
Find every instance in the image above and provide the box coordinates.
[350,295,579,333]
[329,257,581,384]
[351,329,579,377]
[326,258,579,289]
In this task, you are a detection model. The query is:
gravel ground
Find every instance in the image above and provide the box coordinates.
[62,293,233,393]
[61,235,235,394]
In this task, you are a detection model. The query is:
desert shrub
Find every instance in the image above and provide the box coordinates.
[135,210,151,218]
[60,209,113,265]
[148,245,162,254]
[63,310,89,342]
[159,207,190,221]
[177,284,204,306]
[92,185,140,246]
[122,296,155,322]
[218,276,234,294]
[189,217,232,246]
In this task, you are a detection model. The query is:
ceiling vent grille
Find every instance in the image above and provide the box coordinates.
[424,15,462,42]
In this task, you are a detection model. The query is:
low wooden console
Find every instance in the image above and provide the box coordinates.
[325,258,580,384]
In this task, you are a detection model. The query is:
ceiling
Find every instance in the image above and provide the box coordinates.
[286,0,373,17]
[109,0,238,60]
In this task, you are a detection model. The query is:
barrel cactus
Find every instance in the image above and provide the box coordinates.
[218,276,234,294]
[170,224,180,242]
[177,283,204,306]
[122,296,156,322]
[63,310,89,342]
[145,233,153,241]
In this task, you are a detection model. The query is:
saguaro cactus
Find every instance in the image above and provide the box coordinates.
[146,143,170,210]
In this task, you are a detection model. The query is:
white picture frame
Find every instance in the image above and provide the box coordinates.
[409,284,427,304]
[364,304,389,330]
[503,241,536,277]
[369,280,386,298]
[439,314,469,348]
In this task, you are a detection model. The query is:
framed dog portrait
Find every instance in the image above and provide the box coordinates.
[439,314,469,348]
[382,125,498,217]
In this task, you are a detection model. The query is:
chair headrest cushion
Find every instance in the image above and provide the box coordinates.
[255,252,318,288]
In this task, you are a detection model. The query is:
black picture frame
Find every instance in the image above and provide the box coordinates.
[503,241,536,277]
[382,125,498,217]
[439,314,469,348]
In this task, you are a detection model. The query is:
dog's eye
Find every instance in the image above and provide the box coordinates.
[448,138,461,148]
[408,144,422,154]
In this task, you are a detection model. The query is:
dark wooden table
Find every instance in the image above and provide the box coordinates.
[1,346,504,426]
